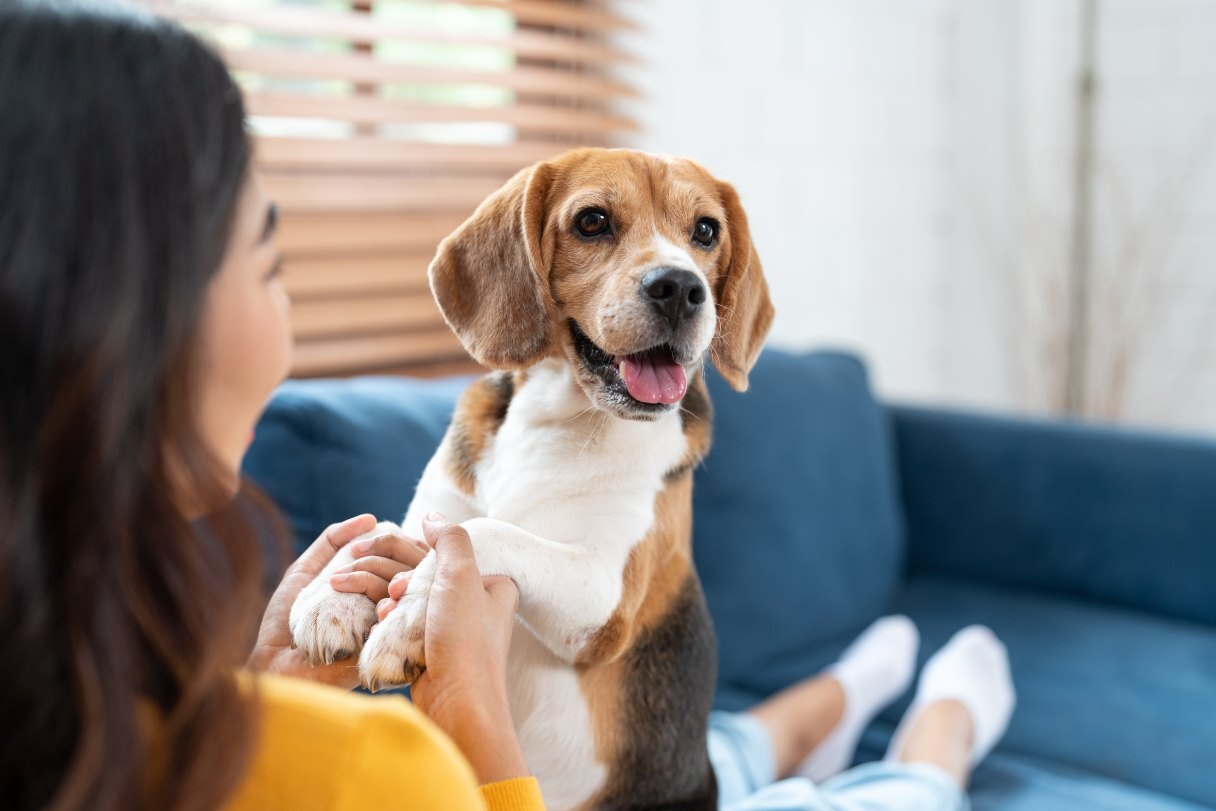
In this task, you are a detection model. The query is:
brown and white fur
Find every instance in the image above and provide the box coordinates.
[289,148,774,811]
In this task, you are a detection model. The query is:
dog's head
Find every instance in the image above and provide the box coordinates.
[429,148,774,421]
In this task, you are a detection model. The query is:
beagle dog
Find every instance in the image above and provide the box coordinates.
[290,148,773,811]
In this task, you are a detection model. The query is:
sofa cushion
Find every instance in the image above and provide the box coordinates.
[695,350,905,696]
[956,750,1214,811]
[243,375,469,553]
[858,729,1211,811]
[717,573,1216,809]
[884,574,1216,808]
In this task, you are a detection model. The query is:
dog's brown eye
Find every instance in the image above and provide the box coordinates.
[693,218,718,247]
[575,208,611,238]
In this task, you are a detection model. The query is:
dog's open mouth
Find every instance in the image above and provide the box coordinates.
[570,320,687,406]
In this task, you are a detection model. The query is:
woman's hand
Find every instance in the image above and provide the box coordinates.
[247,514,377,689]
[392,513,530,785]
[328,529,431,602]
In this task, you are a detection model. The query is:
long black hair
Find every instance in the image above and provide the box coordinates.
[0,2,267,808]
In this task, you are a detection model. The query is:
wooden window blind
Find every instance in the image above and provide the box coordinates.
[144,0,638,377]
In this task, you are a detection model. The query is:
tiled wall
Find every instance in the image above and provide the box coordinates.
[618,0,1216,434]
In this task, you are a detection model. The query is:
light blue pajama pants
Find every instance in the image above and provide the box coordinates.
[709,712,970,811]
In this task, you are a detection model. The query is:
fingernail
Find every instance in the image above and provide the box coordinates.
[332,564,352,574]
[330,573,350,584]
[390,572,407,583]
[350,540,372,555]
[426,511,446,522]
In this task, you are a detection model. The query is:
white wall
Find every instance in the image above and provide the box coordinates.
[1087,0,1216,431]
[617,0,959,402]
[617,0,1216,435]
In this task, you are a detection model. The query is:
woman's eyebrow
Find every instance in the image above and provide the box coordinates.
[259,202,279,244]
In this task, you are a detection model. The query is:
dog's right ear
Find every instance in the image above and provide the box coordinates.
[429,163,555,369]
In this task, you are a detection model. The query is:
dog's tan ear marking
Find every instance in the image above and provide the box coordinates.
[710,180,774,392]
[429,163,555,369]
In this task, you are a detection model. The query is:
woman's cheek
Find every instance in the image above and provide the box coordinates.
[270,282,293,385]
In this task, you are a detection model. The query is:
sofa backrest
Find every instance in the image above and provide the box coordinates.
[892,406,1216,627]
[695,351,905,696]
[244,374,471,547]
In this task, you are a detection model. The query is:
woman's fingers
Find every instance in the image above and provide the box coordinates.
[330,553,416,601]
[290,514,378,579]
[377,597,398,621]
[387,570,413,601]
[423,513,478,581]
[332,554,410,582]
[414,516,518,609]
[330,571,388,602]
[385,570,501,603]
[273,514,378,606]
[483,576,520,616]
[349,531,431,569]
[319,514,379,555]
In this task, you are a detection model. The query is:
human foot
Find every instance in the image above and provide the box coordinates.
[794,615,919,782]
[887,625,1015,768]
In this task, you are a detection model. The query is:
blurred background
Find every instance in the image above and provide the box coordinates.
[149,0,1216,435]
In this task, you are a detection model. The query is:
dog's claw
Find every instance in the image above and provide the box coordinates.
[290,590,378,672]
[402,660,426,685]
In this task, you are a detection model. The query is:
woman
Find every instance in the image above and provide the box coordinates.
[0,3,1013,810]
[0,3,536,809]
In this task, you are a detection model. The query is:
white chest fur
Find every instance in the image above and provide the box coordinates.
[476,360,688,537]
[473,360,688,811]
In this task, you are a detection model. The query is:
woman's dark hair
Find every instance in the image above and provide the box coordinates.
[0,2,267,809]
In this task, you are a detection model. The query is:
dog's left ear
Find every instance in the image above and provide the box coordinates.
[429,163,556,369]
[710,180,774,392]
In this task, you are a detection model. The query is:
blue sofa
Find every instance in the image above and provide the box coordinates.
[244,349,1216,811]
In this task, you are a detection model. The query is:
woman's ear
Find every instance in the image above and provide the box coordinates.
[710,180,774,391]
[428,163,555,369]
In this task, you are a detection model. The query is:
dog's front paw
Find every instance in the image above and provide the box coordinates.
[290,586,377,667]
[358,590,428,691]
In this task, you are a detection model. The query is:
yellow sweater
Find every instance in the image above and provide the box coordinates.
[224,674,545,811]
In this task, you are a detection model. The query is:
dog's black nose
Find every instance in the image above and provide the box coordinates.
[641,268,706,330]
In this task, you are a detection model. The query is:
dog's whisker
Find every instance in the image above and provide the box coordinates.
[678,405,706,424]
[575,411,608,461]
[565,404,598,423]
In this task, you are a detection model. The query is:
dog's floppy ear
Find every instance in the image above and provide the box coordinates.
[710,180,774,392]
[429,163,555,369]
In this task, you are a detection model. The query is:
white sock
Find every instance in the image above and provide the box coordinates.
[886,625,1016,767]
[795,615,919,783]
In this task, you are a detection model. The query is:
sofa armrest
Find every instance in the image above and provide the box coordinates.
[890,405,1216,626]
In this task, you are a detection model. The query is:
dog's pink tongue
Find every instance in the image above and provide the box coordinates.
[620,353,687,404]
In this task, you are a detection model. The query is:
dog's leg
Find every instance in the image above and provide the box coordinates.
[288,519,400,666]
[357,546,440,690]
[290,451,479,668]
[461,518,626,662]
[359,516,627,689]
